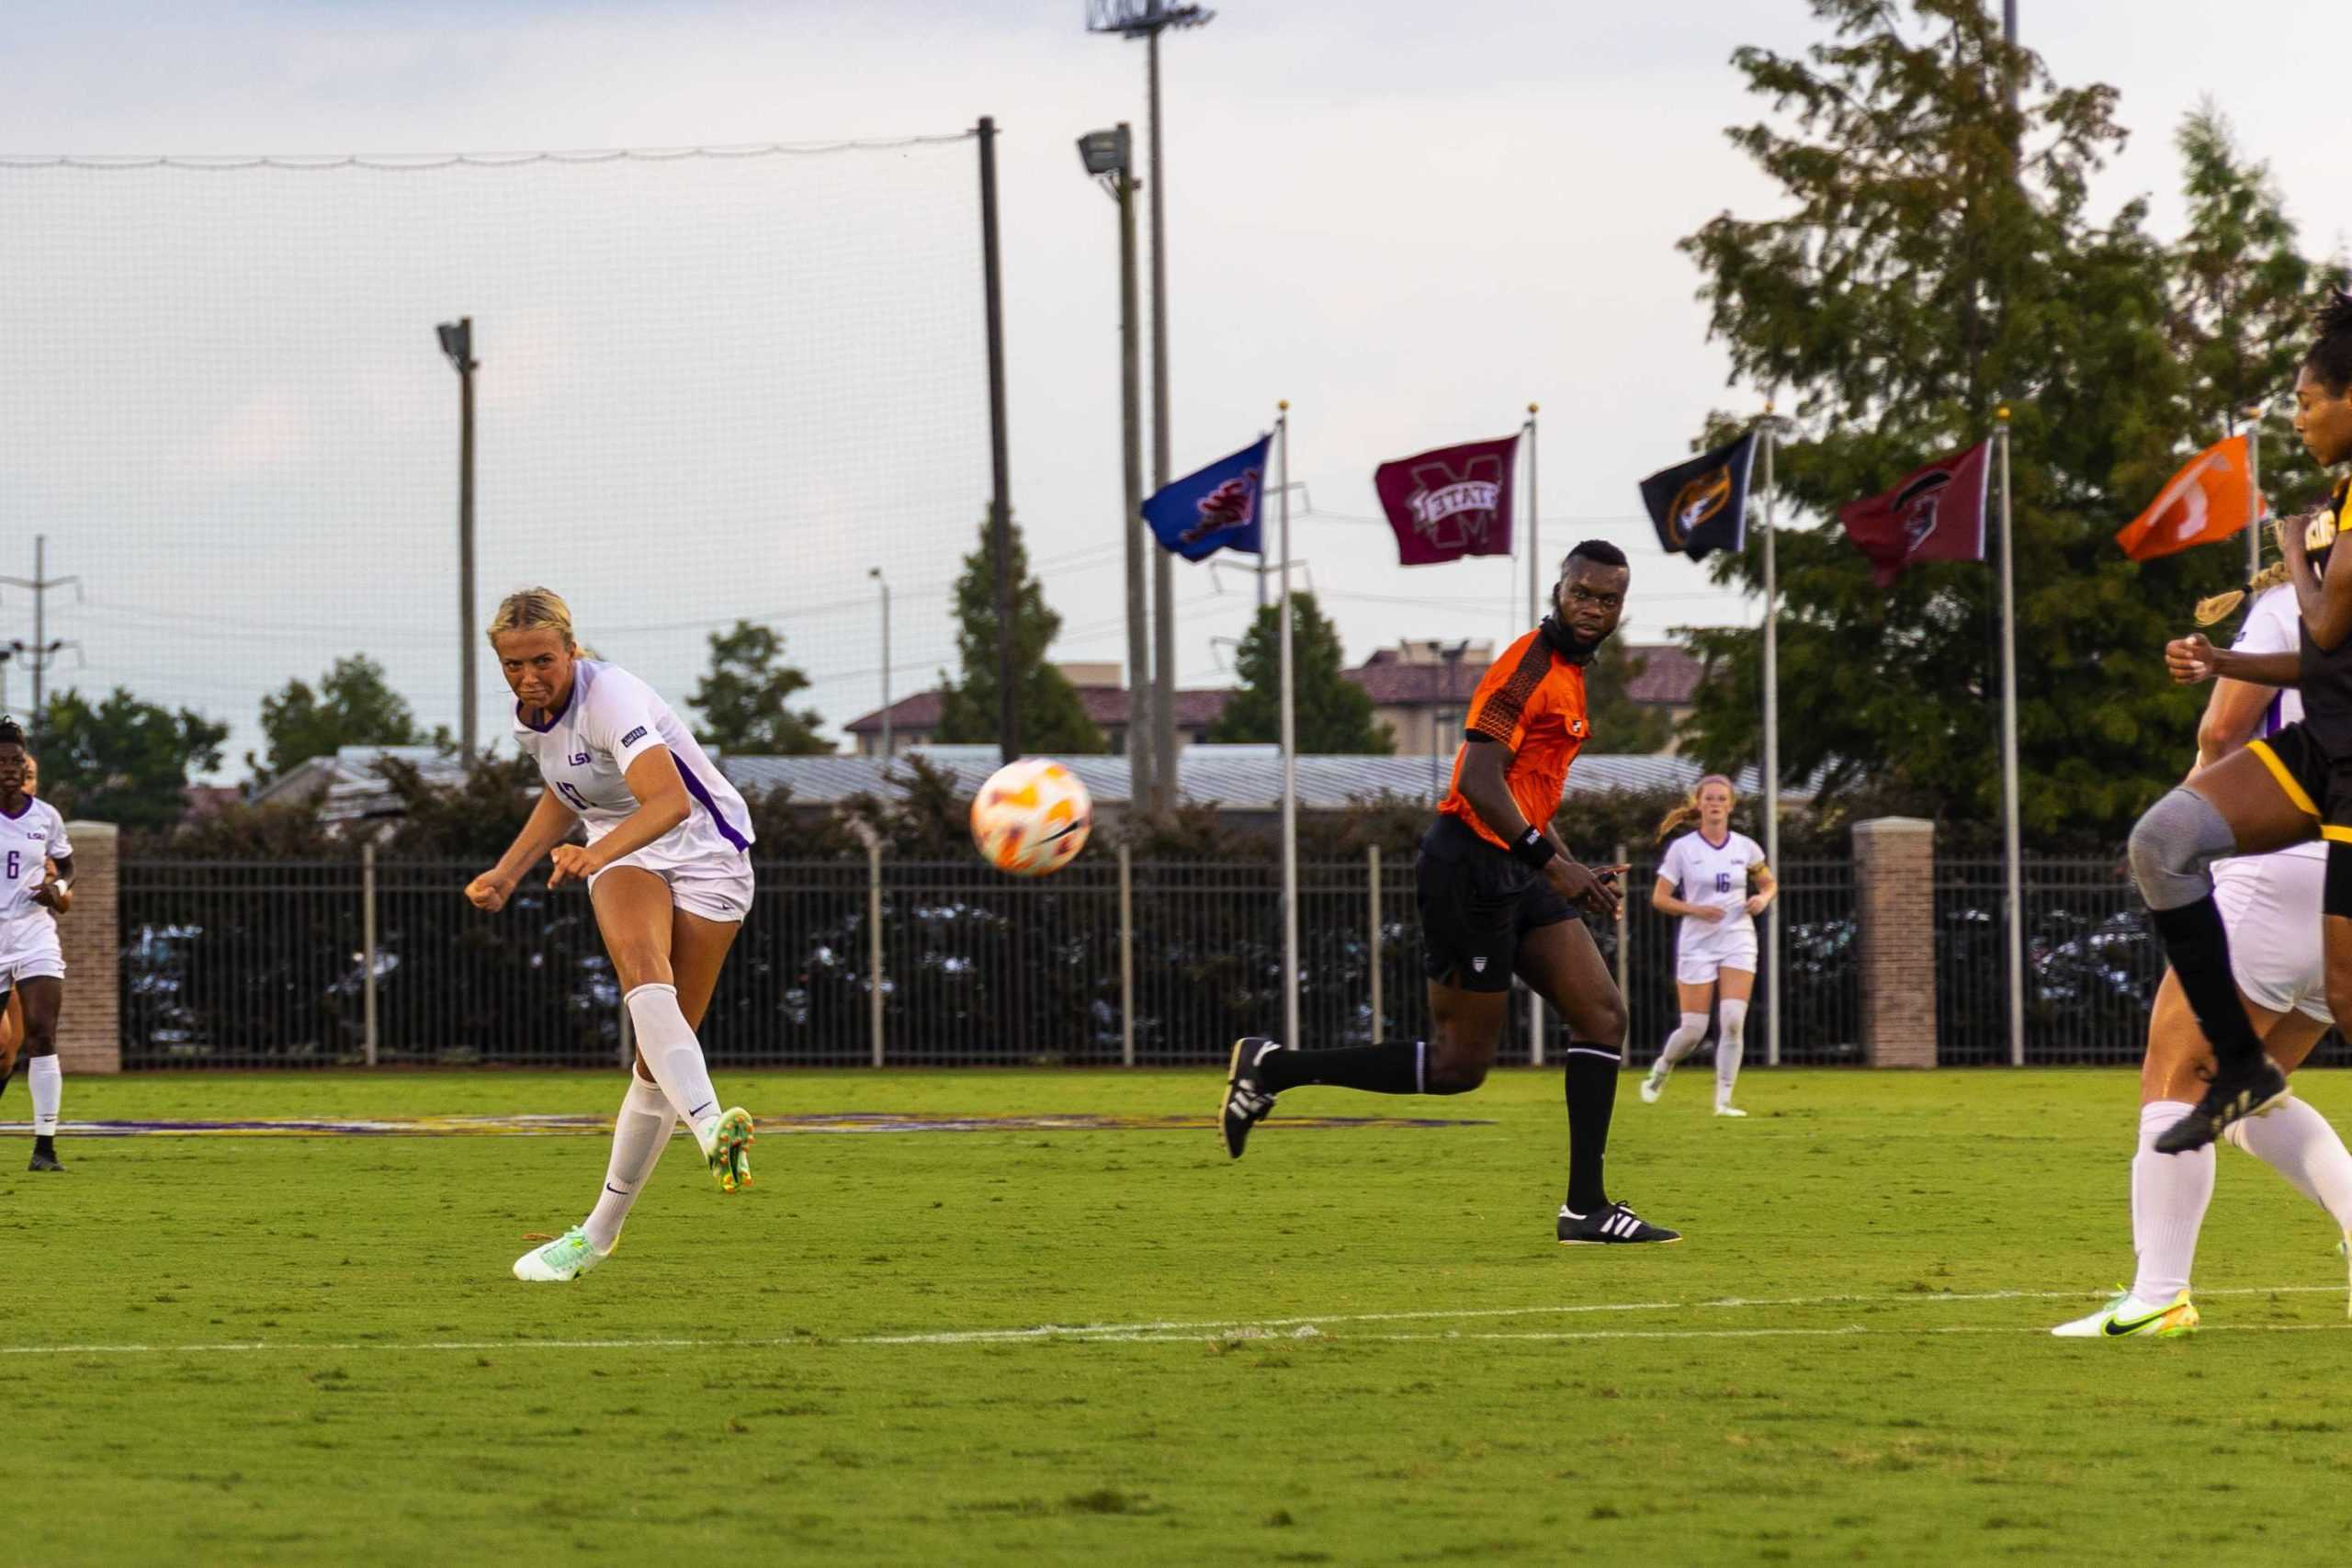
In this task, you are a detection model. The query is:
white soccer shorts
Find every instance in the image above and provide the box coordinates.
[2213,851,2330,1025]
[1676,928,1758,987]
[589,852,755,926]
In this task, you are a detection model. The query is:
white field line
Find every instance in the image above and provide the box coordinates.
[0,1282,2345,1359]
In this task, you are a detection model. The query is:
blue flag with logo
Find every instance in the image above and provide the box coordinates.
[1143,434,1272,562]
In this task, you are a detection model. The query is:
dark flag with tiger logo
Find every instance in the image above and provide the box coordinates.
[1638,431,1758,562]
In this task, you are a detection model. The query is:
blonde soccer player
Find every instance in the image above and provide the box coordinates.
[465,589,759,1283]
[0,729,74,1169]
[1639,774,1774,1117]
[2054,558,2352,1337]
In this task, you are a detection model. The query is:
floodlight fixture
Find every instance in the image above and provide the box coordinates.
[1085,1,1214,37]
[1076,128,1130,178]
[435,319,473,371]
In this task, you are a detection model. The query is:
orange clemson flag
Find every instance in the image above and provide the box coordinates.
[2114,434,2267,562]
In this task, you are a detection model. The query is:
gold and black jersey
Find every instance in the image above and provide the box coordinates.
[2298,475,2352,750]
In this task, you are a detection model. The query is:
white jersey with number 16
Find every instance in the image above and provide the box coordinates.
[511,659,754,872]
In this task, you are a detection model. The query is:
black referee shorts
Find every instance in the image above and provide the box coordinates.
[1415,816,1577,993]
[2245,721,2352,916]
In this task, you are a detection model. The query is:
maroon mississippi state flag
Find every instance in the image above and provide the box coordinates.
[1838,439,1993,588]
[1374,434,1521,566]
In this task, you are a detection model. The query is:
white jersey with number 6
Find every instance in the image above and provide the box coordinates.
[511,660,754,874]
[0,797,71,979]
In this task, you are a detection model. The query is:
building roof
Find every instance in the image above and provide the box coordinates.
[847,638,1708,735]
[845,685,1230,735]
[249,745,469,823]
[724,745,1792,812]
[1620,642,1705,706]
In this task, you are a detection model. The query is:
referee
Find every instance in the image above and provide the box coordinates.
[1220,540,1680,1246]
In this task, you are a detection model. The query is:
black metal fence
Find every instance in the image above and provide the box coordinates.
[119,852,1866,1070]
[124,849,2311,1070]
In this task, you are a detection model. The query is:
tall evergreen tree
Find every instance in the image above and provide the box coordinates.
[1208,593,1394,754]
[1586,641,1676,755]
[1670,0,2328,838]
[688,621,830,755]
[934,514,1107,754]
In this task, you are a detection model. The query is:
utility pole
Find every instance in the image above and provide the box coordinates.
[1080,123,1152,807]
[977,116,1019,764]
[435,318,480,763]
[1090,0,1213,807]
[0,536,81,746]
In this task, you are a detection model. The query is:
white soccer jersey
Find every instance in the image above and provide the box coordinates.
[512,660,754,870]
[1658,828,1767,942]
[0,797,70,953]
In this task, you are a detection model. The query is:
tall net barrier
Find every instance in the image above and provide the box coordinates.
[0,138,987,763]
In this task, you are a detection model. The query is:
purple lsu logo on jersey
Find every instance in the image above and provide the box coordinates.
[568,751,591,767]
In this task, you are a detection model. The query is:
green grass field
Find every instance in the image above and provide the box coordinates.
[5,1066,2352,1565]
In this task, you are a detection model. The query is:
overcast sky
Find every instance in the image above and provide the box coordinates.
[0,1,2340,776]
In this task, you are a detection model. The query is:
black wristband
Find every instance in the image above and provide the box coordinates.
[1510,828,1557,871]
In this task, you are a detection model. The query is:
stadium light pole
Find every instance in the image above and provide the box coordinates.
[1091,0,1213,808]
[869,568,892,760]
[976,117,1019,764]
[435,318,480,765]
[1080,123,1153,811]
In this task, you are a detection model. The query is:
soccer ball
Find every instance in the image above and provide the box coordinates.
[970,758,1092,877]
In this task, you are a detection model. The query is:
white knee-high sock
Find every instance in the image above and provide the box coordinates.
[2225,1098,2352,1230]
[1715,1000,1748,1108]
[623,983,722,1146]
[583,1075,677,1254]
[1657,1013,1709,1070]
[2132,1100,2213,1303]
[28,1056,60,1136]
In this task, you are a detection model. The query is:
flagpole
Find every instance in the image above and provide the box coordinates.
[1759,407,1782,1069]
[1526,403,1540,626]
[1997,408,2025,1068]
[1525,401,1543,1060]
[2247,402,2264,578]
[1278,400,1300,1053]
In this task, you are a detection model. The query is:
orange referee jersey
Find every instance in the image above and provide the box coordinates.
[1436,627,1591,850]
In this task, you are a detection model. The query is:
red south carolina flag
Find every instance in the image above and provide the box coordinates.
[1838,439,1993,588]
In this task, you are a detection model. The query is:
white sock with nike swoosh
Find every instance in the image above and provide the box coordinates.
[583,1073,676,1254]
[624,982,724,1151]
[2131,1100,2211,1305]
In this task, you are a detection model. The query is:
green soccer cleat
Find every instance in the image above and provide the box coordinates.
[699,1107,754,1193]
[1638,1064,1668,1104]
[2050,1288,2199,1339]
[513,1227,607,1283]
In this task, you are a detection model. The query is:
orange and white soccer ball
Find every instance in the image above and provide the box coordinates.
[970,758,1092,876]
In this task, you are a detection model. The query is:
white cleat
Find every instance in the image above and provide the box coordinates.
[513,1226,609,1283]
[1713,1103,1747,1118]
[2050,1289,2198,1338]
[1639,1068,1668,1105]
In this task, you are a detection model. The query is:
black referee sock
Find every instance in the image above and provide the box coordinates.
[2151,896,2266,1070]
[1561,1043,1621,1213]
[1259,1042,1427,1096]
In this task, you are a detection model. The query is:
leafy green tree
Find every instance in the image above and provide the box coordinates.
[2167,105,2347,507]
[1585,641,1677,755]
[250,654,441,784]
[1208,593,1394,753]
[934,514,1107,755]
[40,687,231,831]
[688,621,829,755]
[1669,0,2328,840]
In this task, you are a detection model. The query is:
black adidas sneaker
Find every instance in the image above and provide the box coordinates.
[1221,1036,1283,1160]
[2154,1057,2290,1155]
[1556,1202,1680,1246]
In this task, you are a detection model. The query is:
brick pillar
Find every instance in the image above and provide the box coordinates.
[57,821,120,1075]
[1854,816,1936,1068]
